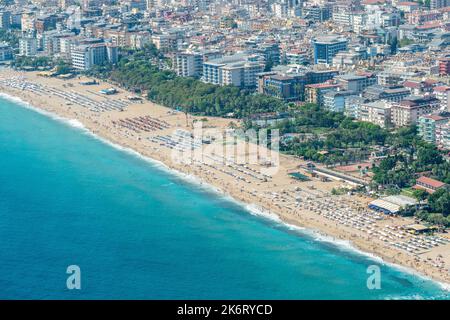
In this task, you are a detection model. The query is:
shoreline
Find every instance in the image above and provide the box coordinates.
[1,70,450,291]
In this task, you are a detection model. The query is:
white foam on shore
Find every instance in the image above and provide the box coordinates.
[2,91,449,293]
[0,92,87,131]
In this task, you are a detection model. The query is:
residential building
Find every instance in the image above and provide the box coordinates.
[19,37,38,57]
[390,96,441,127]
[433,86,450,111]
[359,100,392,128]
[0,43,13,62]
[323,90,357,113]
[0,10,11,29]
[35,14,57,33]
[175,52,204,78]
[202,54,264,88]
[402,80,436,95]
[438,58,450,76]
[363,85,410,102]
[285,50,308,65]
[258,68,338,102]
[305,83,340,106]
[151,33,178,52]
[418,114,449,144]
[437,122,450,150]
[303,5,332,22]
[344,95,365,119]
[253,42,281,66]
[71,42,118,70]
[430,0,448,9]
[336,74,376,93]
[174,50,222,78]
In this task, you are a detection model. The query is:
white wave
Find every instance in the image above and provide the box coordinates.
[0,92,87,131]
[2,91,449,292]
[384,294,427,300]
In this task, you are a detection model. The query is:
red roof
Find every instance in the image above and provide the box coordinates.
[422,114,447,121]
[415,176,446,189]
[417,21,442,30]
[434,85,450,92]
[403,80,421,89]
[397,2,419,6]
[423,79,439,85]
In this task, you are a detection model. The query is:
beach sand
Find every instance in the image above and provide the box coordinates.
[1,69,449,288]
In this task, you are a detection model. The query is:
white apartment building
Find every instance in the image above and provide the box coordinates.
[352,13,367,33]
[202,54,264,88]
[19,37,38,57]
[433,86,450,111]
[437,122,450,150]
[128,33,152,49]
[21,12,35,32]
[175,52,203,78]
[71,43,118,70]
[272,3,289,18]
[151,34,177,51]
[332,6,352,26]
[174,51,222,78]
[59,37,77,59]
[344,95,365,119]
[359,100,392,128]
[285,50,308,65]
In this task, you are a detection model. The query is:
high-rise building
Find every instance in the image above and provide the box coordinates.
[71,42,117,70]
[202,54,265,88]
[174,50,222,78]
[312,36,348,65]
[21,12,35,32]
[0,10,11,29]
[19,37,38,57]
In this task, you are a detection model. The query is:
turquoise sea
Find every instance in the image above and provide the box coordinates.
[0,95,449,299]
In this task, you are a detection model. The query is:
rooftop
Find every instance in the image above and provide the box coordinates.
[415,176,446,189]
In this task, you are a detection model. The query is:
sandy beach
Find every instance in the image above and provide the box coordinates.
[1,68,449,288]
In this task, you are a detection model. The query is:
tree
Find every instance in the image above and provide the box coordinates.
[55,60,71,75]
[428,189,450,216]
[412,189,428,204]
[417,146,443,166]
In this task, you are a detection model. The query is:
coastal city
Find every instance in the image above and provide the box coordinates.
[0,0,450,298]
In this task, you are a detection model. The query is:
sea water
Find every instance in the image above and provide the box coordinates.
[0,96,448,299]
